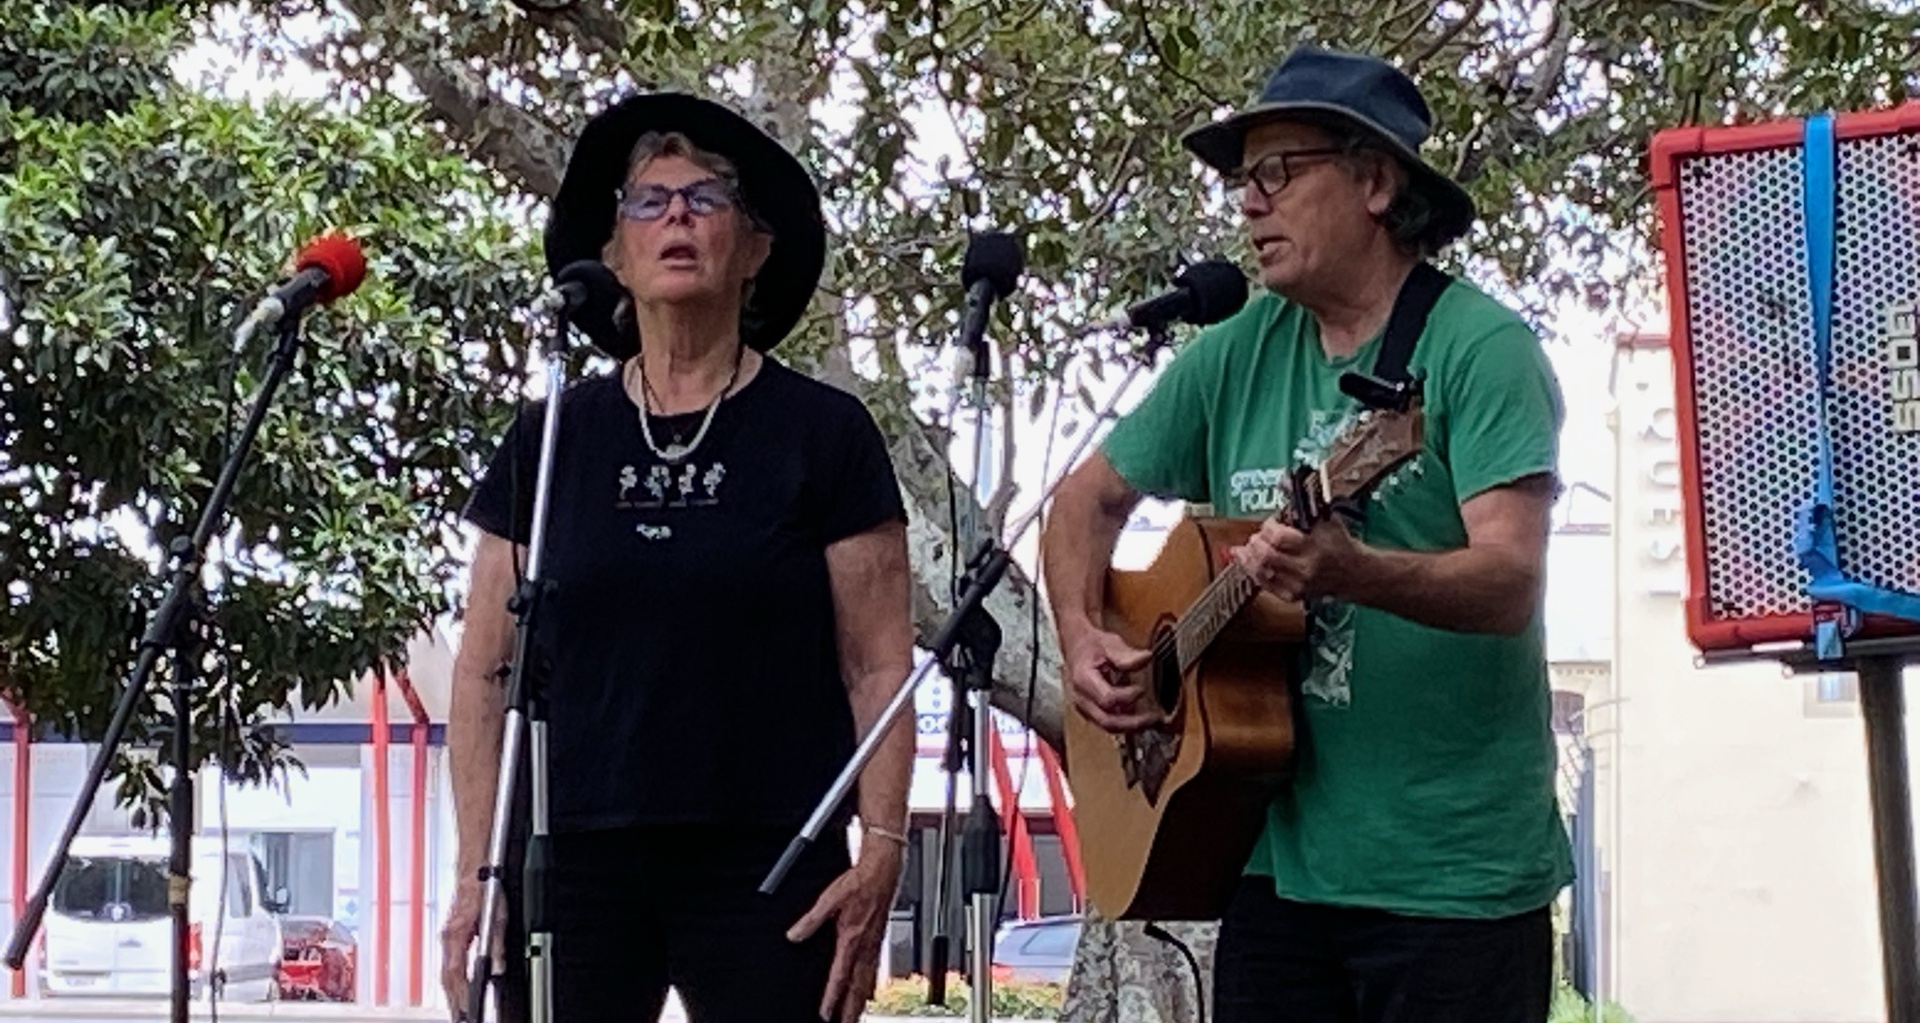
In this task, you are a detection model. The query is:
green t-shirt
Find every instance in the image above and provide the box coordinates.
[1100,278,1574,919]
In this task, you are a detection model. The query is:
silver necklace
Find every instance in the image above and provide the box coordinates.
[630,347,742,462]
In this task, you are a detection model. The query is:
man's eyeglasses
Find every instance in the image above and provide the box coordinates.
[616,179,737,221]
[1224,148,1346,198]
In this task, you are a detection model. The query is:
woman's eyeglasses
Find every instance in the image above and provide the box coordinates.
[616,179,737,221]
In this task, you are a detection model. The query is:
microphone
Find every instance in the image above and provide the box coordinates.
[1080,259,1248,336]
[549,259,634,360]
[234,233,368,345]
[954,232,1024,382]
[534,259,623,322]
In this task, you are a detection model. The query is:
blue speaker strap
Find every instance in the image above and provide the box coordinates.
[1793,112,1920,657]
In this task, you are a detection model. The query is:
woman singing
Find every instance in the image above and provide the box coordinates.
[440,92,916,1023]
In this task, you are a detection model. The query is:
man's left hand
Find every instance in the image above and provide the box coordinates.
[1234,516,1365,603]
[788,847,903,1023]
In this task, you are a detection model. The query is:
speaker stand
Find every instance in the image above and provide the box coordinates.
[1858,653,1918,1023]
[1762,637,1920,1023]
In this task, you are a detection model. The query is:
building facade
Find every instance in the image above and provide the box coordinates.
[0,631,1073,1010]
[1600,335,1914,1023]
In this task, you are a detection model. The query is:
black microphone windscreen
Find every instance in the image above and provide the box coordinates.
[1174,260,1249,326]
[554,260,633,360]
[960,232,1024,298]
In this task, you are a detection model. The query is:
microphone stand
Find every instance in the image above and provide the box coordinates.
[2,311,317,1021]
[464,283,585,1023]
[760,318,1180,1023]
[940,281,1009,1020]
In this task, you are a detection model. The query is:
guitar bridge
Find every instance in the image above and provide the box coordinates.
[1119,728,1180,806]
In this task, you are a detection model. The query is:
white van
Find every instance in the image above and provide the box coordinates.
[39,835,282,1001]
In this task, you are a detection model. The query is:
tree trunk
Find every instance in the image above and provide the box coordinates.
[745,61,1065,749]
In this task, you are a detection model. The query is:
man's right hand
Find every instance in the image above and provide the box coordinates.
[439,877,505,1020]
[1063,625,1158,733]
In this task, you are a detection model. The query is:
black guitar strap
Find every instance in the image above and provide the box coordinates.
[1339,261,1451,411]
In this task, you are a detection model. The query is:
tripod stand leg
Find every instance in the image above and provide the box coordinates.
[1859,656,1919,1023]
[526,717,553,1023]
[169,634,196,1023]
[963,655,1003,1023]
[468,703,530,1023]
[927,726,962,1006]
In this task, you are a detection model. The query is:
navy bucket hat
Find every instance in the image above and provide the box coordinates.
[1181,46,1477,246]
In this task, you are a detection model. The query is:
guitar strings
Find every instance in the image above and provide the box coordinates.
[1157,465,1318,673]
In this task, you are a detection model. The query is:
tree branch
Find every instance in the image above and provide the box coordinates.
[1478,0,1565,103]
[1378,0,1440,59]
[1086,132,1142,226]
[1403,0,1489,73]
[1449,1,1573,185]
[509,0,631,56]
[1450,117,1487,181]
[1133,2,1232,109]
[1518,3,1574,115]
[329,0,570,197]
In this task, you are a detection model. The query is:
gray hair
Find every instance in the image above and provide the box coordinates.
[1291,113,1456,257]
[610,131,769,239]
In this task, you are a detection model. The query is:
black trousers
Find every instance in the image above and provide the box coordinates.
[1214,876,1554,1023]
[494,822,849,1023]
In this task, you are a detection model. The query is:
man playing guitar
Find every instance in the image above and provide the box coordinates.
[1041,46,1571,1023]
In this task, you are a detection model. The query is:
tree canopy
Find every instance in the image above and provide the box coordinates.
[3,0,1916,806]
[1,1,540,801]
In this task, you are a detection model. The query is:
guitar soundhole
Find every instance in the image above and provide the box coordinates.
[1150,625,1181,719]
[1120,621,1186,807]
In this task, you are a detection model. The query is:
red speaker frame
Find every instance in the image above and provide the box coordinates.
[1651,102,1920,655]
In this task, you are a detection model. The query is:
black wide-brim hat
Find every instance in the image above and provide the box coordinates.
[1181,46,1476,245]
[544,92,828,355]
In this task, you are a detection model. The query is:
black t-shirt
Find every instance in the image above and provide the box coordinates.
[462,357,907,832]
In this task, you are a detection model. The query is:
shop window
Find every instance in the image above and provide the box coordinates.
[1805,671,1859,718]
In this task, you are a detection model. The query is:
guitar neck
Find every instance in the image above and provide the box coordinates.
[1174,561,1262,671]
[1167,404,1423,671]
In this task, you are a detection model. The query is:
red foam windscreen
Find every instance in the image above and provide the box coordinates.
[294,232,368,303]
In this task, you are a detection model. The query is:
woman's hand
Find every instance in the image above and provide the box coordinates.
[438,877,504,1021]
[787,843,905,1023]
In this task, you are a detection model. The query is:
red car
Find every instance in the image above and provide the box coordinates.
[276,917,356,1002]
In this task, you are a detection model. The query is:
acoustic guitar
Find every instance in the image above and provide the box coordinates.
[1063,398,1427,921]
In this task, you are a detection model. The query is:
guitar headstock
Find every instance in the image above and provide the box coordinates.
[1315,397,1426,509]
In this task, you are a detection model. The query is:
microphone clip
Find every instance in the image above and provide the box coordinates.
[1338,371,1424,413]
[529,260,624,357]
[231,233,368,350]
[528,286,578,320]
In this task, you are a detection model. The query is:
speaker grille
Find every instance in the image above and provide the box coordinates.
[1672,131,1920,625]
[1675,145,1821,622]
[1831,133,1920,599]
